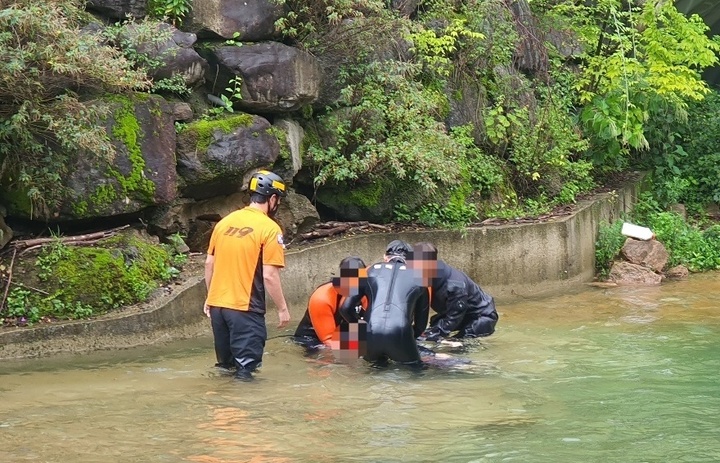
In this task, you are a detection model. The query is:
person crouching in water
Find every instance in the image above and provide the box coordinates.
[339,240,429,367]
[411,242,498,342]
[292,256,368,350]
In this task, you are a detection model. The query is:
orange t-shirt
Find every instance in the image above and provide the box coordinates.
[206,206,285,313]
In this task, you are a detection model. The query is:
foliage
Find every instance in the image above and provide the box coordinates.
[273,0,387,47]
[0,0,150,216]
[648,89,720,213]
[147,0,192,26]
[0,232,187,326]
[406,18,484,79]
[307,60,464,198]
[547,0,720,170]
[595,220,625,277]
[644,212,720,271]
[102,19,191,97]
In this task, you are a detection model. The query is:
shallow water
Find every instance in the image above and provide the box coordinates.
[1,274,720,463]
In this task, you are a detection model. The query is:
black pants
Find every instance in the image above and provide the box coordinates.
[210,308,267,371]
[429,302,498,338]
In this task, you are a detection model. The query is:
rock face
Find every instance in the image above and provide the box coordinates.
[189,0,286,41]
[148,190,320,252]
[206,42,322,113]
[3,94,178,221]
[86,0,146,19]
[176,114,280,200]
[123,22,208,87]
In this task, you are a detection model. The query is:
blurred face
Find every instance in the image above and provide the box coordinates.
[268,194,281,218]
[410,245,439,286]
[332,264,367,297]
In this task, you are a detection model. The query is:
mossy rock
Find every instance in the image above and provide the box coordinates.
[316,181,398,223]
[0,229,182,325]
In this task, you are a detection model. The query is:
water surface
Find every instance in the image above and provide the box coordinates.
[1,274,720,463]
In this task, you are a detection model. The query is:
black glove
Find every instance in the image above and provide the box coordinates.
[421,328,443,342]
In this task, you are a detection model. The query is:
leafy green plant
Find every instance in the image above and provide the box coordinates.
[645,212,720,271]
[148,0,192,26]
[0,0,150,215]
[595,220,625,277]
[550,1,720,171]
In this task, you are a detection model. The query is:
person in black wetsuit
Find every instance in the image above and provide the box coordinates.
[339,240,429,366]
[412,242,498,342]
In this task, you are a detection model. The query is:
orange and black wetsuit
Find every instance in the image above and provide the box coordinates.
[339,259,429,365]
[293,282,367,348]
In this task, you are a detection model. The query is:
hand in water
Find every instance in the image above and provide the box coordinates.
[277,307,290,328]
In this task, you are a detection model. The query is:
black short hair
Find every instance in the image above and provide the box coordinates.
[339,256,366,270]
[385,239,412,258]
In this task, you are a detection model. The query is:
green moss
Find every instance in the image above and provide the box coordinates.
[109,96,156,204]
[187,114,255,152]
[345,182,384,208]
[268,127,292,163]
[29,233,177,318]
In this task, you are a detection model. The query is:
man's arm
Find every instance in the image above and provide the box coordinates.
[203,254,215,318]
[412,288,430,339]
[263,264,290,328]
[422,281,467,340]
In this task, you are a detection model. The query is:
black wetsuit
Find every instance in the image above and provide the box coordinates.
[426,260,498,339]
[340,259,429,365]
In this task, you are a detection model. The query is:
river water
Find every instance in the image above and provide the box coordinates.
[1,273,720,463]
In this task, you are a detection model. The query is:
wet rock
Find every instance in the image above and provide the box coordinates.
[620,238,669,273]
[665,265,689,280]
[609,261,663,285]
[0,208,11,249]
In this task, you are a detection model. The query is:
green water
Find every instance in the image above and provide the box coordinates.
[1,273,719,463]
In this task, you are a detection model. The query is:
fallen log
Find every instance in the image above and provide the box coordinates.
[298,224,352,241]
[11,225,130,250]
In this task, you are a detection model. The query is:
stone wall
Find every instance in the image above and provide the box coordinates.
[0,178,642,359]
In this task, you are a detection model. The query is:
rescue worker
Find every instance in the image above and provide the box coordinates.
[339,240,429,366]
[292,256,368,349]
[204,170,291,381]
[412,242,498,341]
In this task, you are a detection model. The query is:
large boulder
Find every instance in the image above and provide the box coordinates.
[86,0,146,19]
[274,191,320,242]
[271,118,304,185]
[120,22,208,88]
[203,42,322,113]
[620,238,669,273]
[188,0,286,41]
[2,94,178,221]
[608,261,663,286]
[176,113,280,200]
[0,207,11,249]
[149,190,320,251]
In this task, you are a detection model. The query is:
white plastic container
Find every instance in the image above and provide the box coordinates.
[621,222,654,240]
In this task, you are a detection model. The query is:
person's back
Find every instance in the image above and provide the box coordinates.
[361,260,429,364]
[426,259,497,338]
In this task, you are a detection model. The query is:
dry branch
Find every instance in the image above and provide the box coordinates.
[296,221,390,242]
[11,225,130,250]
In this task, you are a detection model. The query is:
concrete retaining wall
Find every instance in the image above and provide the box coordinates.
[0,178,642,359]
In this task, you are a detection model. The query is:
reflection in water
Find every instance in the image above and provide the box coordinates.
[1,273,720,462]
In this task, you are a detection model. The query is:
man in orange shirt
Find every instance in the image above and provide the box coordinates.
[293,256,367,349]
[204,170,291,381]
